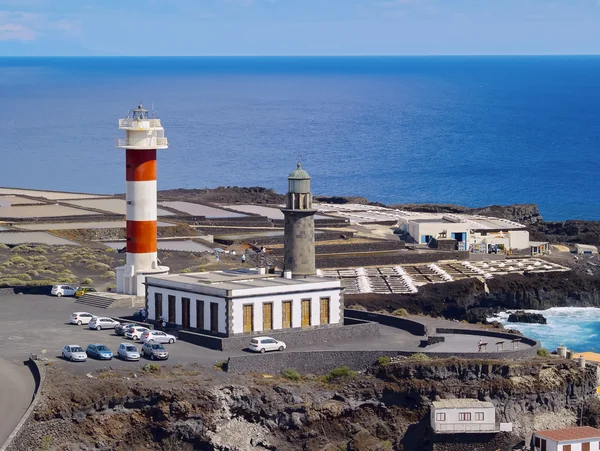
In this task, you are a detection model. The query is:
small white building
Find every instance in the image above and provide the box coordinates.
[144,268,343,336]
[576,244,599,255]
[533,426,600,451]
[431,399,512,433]
[396,213,530,251]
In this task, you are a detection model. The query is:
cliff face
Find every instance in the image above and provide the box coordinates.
[12,360,596,451]
[530,220,600,246]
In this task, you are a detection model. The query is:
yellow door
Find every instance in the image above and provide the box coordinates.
[301,299,311,327]
[320,297,330,324]
[263,303,273,331]
[243,304,253,333]
[282,301,292,328]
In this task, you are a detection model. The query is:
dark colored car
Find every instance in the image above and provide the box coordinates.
[115,323,135,336]
[86,344,113,360]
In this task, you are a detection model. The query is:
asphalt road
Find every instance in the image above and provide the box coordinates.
[0,359,35,447]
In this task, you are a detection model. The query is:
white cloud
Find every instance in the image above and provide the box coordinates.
[0,23,35,40]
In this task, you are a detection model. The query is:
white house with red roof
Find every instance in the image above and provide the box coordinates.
[533,426,600,451]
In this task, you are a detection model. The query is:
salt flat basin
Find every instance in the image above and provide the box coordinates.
[0,231,79,245]
[64,199,174,216]
[0,204,99,218]
[0,188,109,200]
[14,221,175,231]
[221,204,330,220]
[103,240,214,253]
[159,201,246,218]
[0,195,44,205]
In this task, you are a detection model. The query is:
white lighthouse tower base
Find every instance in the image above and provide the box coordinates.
[116,264,170,296]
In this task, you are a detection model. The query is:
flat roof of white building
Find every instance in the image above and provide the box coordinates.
[432,399,494,409]
[146,268,341,297]
[575,243,598,252]
[314,204,526,230]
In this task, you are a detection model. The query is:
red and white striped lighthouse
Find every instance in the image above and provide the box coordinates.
[115,104,169,295]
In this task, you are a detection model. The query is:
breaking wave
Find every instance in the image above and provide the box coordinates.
[487,307,600,353]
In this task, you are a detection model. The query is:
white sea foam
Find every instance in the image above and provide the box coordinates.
[487,307,600,352]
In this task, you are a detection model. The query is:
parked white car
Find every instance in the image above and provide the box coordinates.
[51,285,77,297]
[62,345,87,362]
[140,330,177,344]
[248,337,286,353]
[126,326,150,341]
[117,343,140,361]
[69,312,95,326]
[88,317,120,330]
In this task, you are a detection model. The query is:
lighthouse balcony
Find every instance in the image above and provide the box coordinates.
[115,137,168,149]
[118,118,164,130]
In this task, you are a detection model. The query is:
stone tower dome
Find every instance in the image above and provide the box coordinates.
[281,162,316,277]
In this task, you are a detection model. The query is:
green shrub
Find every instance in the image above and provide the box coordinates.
[11,273,32,281]
[88,262,111,272]
[9,255,28,264]
[26,269,39,277]
[28,255,48,262]
[38,269,57,275]
[377,356,392,367]
[408,353,430,361]
[181,268,191,273]
[0,278,25,286]
[2,260,13,267]
[143,363,160,373]
[57,277,78,284]
[214,361,228,371]
[107,284,117,292]
[0,243,9,249]
[11,244,34,253]
[102,270,116,279]
[105,247,117,253]
[40,435,53,451]
[391,308,408,317]
[282,369,302,381]
[325,366,357,383]
[347,304,367,311]
[537,348,549,357]
[81,277,93,285]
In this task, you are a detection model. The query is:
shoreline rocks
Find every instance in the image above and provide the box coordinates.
[507,310,547,324]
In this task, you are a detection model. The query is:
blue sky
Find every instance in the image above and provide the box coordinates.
[1,0,600,56]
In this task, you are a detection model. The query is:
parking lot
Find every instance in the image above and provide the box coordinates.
[0,294,236,374]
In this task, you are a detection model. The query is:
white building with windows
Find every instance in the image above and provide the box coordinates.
[144,268,343,336]
[533,427,600,451]
[431,399,512,434]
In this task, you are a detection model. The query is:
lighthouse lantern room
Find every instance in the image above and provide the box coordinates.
[115,104,169,296]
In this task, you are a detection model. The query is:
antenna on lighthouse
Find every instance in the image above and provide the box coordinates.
[151,102,157,118]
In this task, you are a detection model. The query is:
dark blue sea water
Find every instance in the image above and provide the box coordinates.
[0,56,599,221]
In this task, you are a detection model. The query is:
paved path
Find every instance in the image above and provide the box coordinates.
[0,359,35,446]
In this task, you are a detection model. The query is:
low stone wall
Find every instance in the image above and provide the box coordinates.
[0,286,53,296]
[435,328,538,348]
[344,309,426,336]
[180,320,380,352]
[2,359,45,451]
[227,343,540,374]
[268,239,404,256]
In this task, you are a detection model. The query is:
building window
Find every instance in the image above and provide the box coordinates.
[154,293,162,320]
[168,295,176,323]
[181,297,190,329]
[582,442,590,451]
[263,303,273,331]
[534,437,540,448]
[196,300,204,330]
[301,299,311,327]
[458,412,471,421]
[564,445,571,451]
[282,301,292,328]
[435,413,446,422]
[243,304,254,333]
[210,303,219,333]
[320,297,330,324]
[474,412,484,421]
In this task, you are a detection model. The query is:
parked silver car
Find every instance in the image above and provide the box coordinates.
[140,330,177,344]
[117,343,140,361]
[62,345,87,362]
[88,317,120,330]
[141,342,169,360]
[69,312,95,326]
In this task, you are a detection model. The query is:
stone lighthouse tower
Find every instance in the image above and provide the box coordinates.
[281,162,317,277]
[115,104,169,295]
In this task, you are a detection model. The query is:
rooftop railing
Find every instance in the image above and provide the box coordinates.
[434,423,500,434]
[118,118,162,129]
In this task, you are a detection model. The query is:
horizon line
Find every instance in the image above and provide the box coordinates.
[1,54,600,58]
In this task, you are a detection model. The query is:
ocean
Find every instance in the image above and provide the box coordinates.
[490,308,600,353]
[0,56,599,220]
